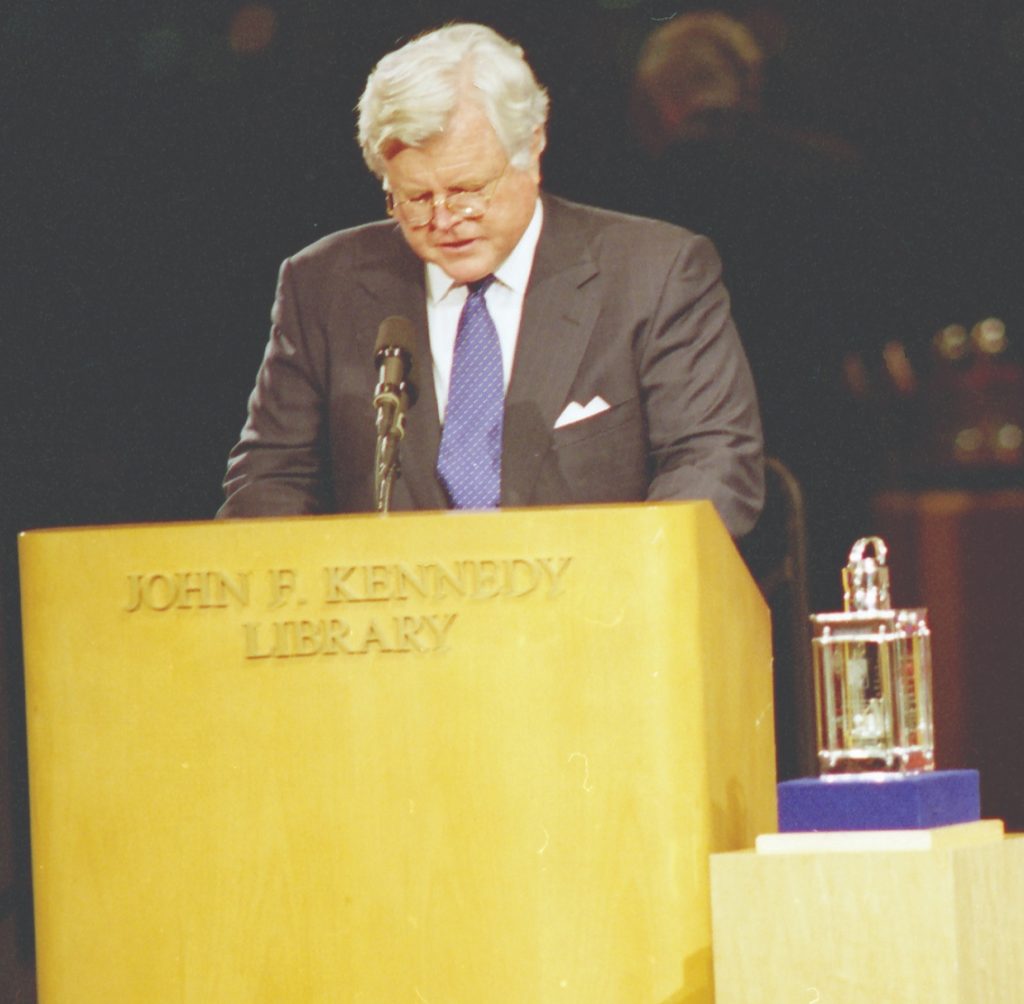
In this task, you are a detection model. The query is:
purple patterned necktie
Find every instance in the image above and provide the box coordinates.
[436,275,504,508]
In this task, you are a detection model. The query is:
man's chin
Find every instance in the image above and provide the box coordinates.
[438,247,494,284]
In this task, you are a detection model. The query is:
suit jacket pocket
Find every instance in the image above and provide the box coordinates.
[546,397,649,502]
[551,397,642,447]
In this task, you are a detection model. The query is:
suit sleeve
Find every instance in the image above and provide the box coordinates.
[218,258,331,517]
[640,233,764,537]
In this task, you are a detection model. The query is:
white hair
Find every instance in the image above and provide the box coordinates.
[357,23,550,181]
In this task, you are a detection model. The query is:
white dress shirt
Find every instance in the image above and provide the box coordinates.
[424,199,544,421]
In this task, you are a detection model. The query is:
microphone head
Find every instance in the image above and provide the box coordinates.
[374,315,417,406]
[374,315,417,363]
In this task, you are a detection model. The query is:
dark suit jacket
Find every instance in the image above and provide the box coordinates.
[219,194,764,536]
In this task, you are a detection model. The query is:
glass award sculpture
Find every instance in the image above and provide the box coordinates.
[811,537,935,774]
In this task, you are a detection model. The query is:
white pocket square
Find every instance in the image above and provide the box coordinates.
[554,395,611,429]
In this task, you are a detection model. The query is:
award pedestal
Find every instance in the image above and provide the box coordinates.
[710,823,1024,1004]
[712,534,1024,1002]
[777,769,981,831]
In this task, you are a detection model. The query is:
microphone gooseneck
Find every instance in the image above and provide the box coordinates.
[372,316,417,513]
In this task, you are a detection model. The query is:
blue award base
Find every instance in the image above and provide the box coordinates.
[777,769,981,832]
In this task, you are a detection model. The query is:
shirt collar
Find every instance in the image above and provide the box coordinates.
[425,198,544,304]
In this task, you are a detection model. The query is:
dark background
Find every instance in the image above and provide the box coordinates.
[4,0,1024,533]
[4,0,1024,992]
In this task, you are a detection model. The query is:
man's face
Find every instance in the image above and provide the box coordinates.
[383,99,542,284]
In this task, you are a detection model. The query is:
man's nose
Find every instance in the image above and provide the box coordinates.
[431,201,461,231]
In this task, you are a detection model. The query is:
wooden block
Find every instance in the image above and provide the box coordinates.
[711,834,1024,1004]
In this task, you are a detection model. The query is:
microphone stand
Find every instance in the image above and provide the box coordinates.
[373,361,410,513]
[373,404,405,513]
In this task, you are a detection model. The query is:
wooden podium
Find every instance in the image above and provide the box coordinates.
[19,502,776,1004]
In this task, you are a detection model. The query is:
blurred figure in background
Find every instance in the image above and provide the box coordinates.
[629,11,890,607]
[631,11,764,159]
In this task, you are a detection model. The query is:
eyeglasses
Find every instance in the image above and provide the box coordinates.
[386,166,508,229]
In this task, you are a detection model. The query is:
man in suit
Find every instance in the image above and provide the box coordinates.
[219,23,764,538]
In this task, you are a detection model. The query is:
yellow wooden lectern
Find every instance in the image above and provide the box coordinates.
[20,502,775,1004]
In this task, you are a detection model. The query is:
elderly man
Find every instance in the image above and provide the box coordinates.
[219,23,763,537]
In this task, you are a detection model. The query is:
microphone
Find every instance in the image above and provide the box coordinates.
[372,316,417,512]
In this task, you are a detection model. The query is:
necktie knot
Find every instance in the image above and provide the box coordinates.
[468,274,496,296]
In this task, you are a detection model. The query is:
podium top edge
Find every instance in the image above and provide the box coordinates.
[17,499,717,539]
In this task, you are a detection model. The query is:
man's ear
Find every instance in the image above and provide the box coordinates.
[527,127,547,181]
[531,126,547,158]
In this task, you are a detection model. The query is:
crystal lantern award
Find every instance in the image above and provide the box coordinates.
[811,537,935,774]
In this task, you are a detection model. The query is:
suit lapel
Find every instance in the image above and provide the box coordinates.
[502,197,600,505]
[349,198,602,511]
[354,232,447,510]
